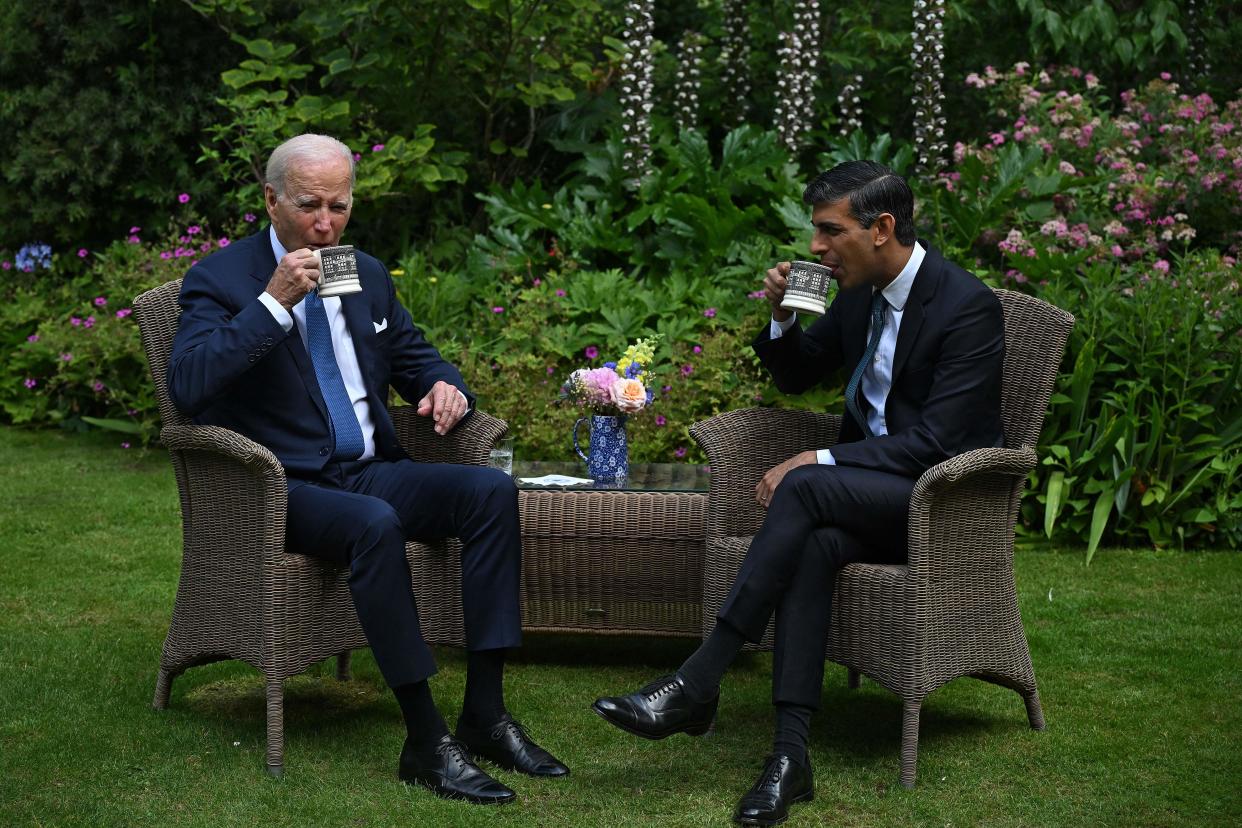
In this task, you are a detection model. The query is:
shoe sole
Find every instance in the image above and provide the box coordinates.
[733,789,815,826]
[591,701,715,740]
[399,775,517,805]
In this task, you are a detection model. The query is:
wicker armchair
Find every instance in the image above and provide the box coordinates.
[690,288,1073,789]
[133,279,508,776]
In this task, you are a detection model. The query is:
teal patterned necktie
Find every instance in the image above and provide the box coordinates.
[844,292,888,439]
[303,288,365,460]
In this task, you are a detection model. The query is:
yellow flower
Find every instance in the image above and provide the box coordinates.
[390,268,405,276]
[541,203,553,209]
[429,276,438,283]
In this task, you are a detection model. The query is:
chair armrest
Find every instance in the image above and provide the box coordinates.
[390,405,508,466]
[906,446,1037,580]
[160,424,286,480]
[691,407,842,539]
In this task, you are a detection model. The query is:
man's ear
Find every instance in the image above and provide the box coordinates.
[871,213,895,247]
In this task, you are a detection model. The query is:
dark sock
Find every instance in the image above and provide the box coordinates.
[772,703,813,766]
[460,648,508,726]
[677,619,746,702]
[393,680,449,747]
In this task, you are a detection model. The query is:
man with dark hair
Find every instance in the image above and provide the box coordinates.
[593,160,1005,826]
[168,134,568,805]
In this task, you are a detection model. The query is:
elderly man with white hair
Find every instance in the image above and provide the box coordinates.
[168,134,568,804]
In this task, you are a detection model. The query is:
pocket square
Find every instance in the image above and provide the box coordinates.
[373,318,388,333]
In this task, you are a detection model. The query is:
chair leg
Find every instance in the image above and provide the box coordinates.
[1023,687,1046,731]
[152,667,176,710]
[336,651,352,682]
[265,678,285,777]
[847,669,861,689]
[900,698,922,789]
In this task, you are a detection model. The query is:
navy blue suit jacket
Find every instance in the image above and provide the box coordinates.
[753,242,1005,480]
[167,228,472,476]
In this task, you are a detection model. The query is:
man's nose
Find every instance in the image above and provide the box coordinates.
[313,209,333,232]
[810,233,829,255]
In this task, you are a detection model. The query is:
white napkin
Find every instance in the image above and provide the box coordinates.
[518,474,594,486]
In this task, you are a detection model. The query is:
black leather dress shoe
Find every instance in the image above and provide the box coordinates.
[398,734,516,805]
[592,673,718,740]
[733,754,814,826]
[456,714,570,777]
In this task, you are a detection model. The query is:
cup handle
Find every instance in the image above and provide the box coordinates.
[572,418,589,463]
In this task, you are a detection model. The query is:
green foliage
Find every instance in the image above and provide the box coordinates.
[0,215,251,444]
[0,0,241,249]
[1030,253,1241,556]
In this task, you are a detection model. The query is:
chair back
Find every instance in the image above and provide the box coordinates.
[133,279,190,431]
[993,288,1075,450]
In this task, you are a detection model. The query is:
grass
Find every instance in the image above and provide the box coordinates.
[1,425,1239,827]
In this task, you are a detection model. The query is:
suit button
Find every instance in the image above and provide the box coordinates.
[247,355,256,363]
[319,447,329,456]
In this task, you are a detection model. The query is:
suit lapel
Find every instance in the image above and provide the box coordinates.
[248,228,329,424]
[339,289,380,398]
[891,242,942,381]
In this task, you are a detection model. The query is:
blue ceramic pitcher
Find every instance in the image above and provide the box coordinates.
[573,414,629,482]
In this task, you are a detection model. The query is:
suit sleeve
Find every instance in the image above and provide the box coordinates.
[167,262,291,417]
[381,272,475,410]
[829,287,1005,478]
[752,295,847,393]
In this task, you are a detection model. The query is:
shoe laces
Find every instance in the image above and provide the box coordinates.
[436,737,473,766]
[640,674,680,702]
[760,755,790,789]
[490,717,531,742]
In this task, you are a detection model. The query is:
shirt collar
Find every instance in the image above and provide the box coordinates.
[878,241,925,312]
[268,225,288,263]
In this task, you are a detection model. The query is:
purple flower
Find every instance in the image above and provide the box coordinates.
[604,361,617,370]
[352,152,362,162]
[681,363,693,376]
[159,251,172,260]
[26,334,38,343]
[655,415,667,426]
[219,238,230,247]
[492,306,505,313]
[199,243,211,252]
[674,446,687,458]
[127,235,140,244]
[93,297,107,307]
[748,290,765,299]
[584,346,599,359]
[78,248,88,258]
[129,226,142,234]
[372,144,385,152]
[84,316,95,329]
[662,385,671,393]
[533,278,542,286]
[546,366,555,375]
[692,345,702,354]
[121,442,131,449]
[555,289,567,298]
[1153,259,1170,273]
[70,317,82,327]
[178,193,190,204]
[92,381,106,393]
[188,225,201,235]
[243,213,256,223]
[24,378,37,389]
[60,352,72,362]
[115,308,132,319]
[703,307,716,318]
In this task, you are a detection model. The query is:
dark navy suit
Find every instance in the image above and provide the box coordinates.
[168,228,521,687]
[721,242,1005,708]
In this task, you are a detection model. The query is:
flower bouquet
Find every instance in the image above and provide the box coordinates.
[559,337,660,481]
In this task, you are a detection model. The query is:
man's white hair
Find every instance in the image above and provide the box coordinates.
[265,134,356,198]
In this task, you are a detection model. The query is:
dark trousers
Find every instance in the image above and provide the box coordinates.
[717,463,914,708]
[286,458,522,688]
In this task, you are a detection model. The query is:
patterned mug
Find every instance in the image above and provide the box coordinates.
[573,414,629,482]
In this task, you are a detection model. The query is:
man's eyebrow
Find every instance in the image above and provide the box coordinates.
[812,219,843,230]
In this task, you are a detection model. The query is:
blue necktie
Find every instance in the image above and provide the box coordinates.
[844,291,888,439]
[303,289,365,460]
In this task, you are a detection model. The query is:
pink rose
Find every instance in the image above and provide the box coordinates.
[611,378,647,413]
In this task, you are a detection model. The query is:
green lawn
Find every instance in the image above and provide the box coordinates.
[1,426,1239,827]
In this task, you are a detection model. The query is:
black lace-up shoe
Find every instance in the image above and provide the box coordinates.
[456,714,570,777]
[733,753,814,826]
[398,734,517,804]
[591,673,718,740]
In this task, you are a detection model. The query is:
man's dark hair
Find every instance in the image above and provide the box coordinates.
[802,161,917,246]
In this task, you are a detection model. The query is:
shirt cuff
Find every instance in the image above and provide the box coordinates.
[769,312,797,340]
[455,388,471,409]
[259,291,293,332]
[816,448,836,465]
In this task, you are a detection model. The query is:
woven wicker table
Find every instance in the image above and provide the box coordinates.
[513,461,709,638]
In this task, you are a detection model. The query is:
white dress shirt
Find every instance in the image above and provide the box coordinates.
[769,242,926,464]
[259,227,378,461]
